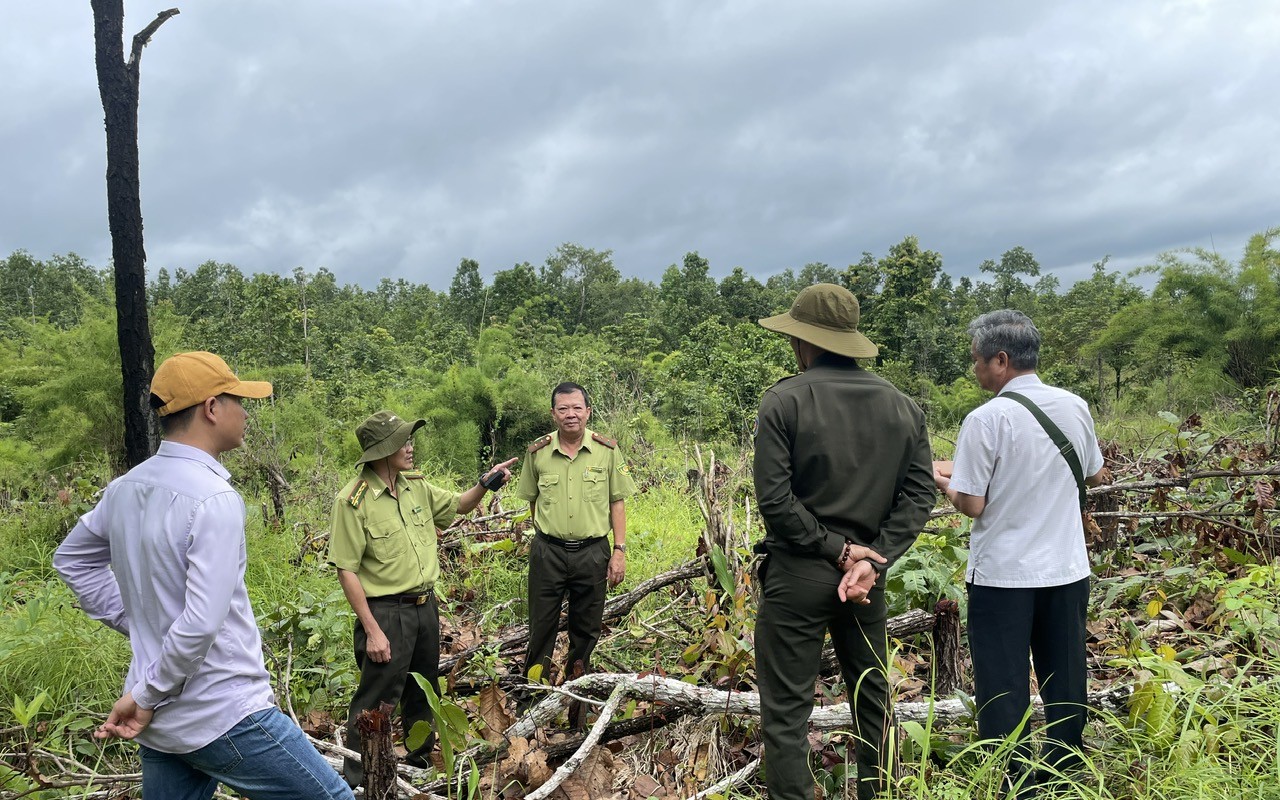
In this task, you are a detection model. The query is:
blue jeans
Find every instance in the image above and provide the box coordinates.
[138,707,354,800]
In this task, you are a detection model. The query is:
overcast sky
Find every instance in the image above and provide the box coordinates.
[2,1,1277,293]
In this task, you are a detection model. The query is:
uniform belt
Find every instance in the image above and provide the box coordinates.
[369,591,433,605]
[537,532,606,552]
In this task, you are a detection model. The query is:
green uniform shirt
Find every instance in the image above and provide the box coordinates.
[515,428,636,540]
[753,353,936,584]
[327,466,461,597]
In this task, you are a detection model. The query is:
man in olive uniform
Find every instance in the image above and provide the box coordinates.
[516,382,636,684]
[753,284,936,800]
[327,411,517,788]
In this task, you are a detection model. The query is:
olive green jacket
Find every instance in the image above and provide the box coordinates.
[752,353,935,584]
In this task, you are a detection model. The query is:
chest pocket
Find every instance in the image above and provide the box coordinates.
[537,474,560,507]
[583,469,607,502]
[365,517,407,562]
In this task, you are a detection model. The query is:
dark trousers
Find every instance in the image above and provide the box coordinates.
[523,534,610,680]
[967,577,1089,782]
[343,594,439,788]
[756,556,890,800]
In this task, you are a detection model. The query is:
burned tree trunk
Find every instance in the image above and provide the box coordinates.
[90,1,178,467]
[931,599,964,695]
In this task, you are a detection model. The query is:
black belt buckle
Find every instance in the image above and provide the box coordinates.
[539,532,596,552]
[377,591,430,605]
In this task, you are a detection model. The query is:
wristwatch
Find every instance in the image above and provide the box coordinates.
[479,470,508,491]
[613,544,626,553]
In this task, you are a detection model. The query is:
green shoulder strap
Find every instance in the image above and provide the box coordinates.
[1001,391,1088,510]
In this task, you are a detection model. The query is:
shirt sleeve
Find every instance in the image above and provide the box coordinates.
[130,491,244,710]
[608,449,637,501]
[1079,403,1105,477]
[515,454,539,502]
[949,411,997,498]
[53,504,129,637]
[426,483,462,529]
[327,494,366,573]
[753,389,834,558]
[865,415,936,573]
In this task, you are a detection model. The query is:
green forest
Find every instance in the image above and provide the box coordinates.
[2,228,1279,799]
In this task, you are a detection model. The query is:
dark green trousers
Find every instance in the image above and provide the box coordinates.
[344,595,439,788]
[523,534,610,680]
[756,554,890,800]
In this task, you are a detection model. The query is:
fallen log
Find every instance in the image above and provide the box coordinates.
[411,672,1137,798]
[560,672,1134,729]
[440,558,707,673]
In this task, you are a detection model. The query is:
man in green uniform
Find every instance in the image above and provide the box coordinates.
[515,382,636,684]
[327,410,517,788]
[753,284,935,800]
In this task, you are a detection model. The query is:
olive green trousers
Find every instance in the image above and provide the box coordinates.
[756,555,890,800]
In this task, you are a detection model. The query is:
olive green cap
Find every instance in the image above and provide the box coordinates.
[355,410,425,465]
[758,283,879,358]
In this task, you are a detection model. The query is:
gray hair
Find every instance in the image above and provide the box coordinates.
[967,310,1040,370]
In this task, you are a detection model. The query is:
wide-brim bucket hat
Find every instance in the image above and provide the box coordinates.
[355,410,426,465]
[758,283,879,358]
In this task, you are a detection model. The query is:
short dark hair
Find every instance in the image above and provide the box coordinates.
[151,393,199,434]
[551,382,590,409]
[967,309,1040,370]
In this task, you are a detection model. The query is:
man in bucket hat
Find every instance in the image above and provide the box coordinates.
[327,411,517,787]
[55,352,354,799]
[752,284,935,800]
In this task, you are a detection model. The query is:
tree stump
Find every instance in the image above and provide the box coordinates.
[931,599,964,696]
[357,702,397,799]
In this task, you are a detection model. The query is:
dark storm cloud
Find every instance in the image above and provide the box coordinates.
[2,1,1276,291]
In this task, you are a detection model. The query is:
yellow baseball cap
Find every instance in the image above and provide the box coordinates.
[150,351,273,417]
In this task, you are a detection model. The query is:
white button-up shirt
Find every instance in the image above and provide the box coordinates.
[949,374,1104,588]
[54,441,275,753]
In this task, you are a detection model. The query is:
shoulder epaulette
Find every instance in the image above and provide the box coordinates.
[591,432,617,449]
[402,470,426,480]
[528,434,553,454]
[347,480,369,508]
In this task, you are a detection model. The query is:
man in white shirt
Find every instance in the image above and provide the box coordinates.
[933,311,1108,797]
[55,351,353,800]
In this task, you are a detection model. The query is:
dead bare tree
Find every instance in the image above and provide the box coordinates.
[89,1,179,467]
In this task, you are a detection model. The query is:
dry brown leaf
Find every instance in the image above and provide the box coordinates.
[632,774,664,798]
[691,742,709,783]
[478,683,516,743]
[525,748,552,788]
[551,782,590,800]
[498,735,530,776]
[553,747,615,800]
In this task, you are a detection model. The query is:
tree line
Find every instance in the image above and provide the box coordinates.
[1,229,1277,487]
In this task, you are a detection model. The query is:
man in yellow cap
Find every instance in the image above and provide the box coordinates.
[753,285,935,800]
[327,410,517,787]
[55,352,354,799]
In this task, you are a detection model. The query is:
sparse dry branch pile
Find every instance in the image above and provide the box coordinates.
[21,433,1274,799]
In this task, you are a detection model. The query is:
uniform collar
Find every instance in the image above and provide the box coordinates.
[551,428,594,455]
[359,464,405,498]
[156,440,231,481]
